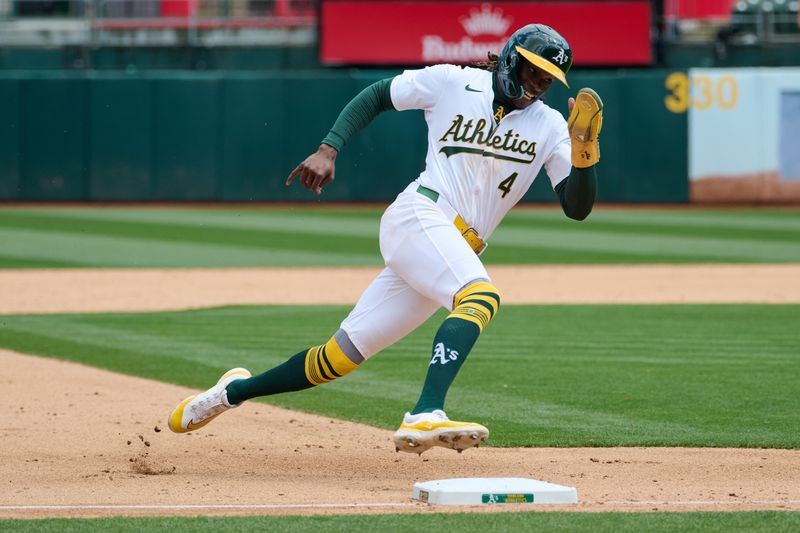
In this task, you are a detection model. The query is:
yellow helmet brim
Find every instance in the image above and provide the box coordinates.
[515,46,570,88]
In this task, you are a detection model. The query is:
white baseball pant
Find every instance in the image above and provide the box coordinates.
[341,181,490,359]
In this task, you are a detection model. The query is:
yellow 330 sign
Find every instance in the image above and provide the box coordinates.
[664,72,739,113]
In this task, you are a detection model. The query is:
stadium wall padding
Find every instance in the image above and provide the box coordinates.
[4,42,800,72]
[0,70,688,202]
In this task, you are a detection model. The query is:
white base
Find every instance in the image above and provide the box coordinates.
[412,477,577,505]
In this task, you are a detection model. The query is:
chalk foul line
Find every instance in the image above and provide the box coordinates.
[0,503,417,511]
[599,499,800,506]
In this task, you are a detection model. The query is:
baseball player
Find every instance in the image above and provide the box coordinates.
[168,24,603,455]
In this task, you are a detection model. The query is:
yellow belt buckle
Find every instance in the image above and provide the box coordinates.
[454,215,486,255]
[462,228,487,255]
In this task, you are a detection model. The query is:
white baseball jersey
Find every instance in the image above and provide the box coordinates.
[390,64,572,240]
[341,64,573,359]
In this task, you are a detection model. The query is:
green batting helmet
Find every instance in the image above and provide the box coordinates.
[498,24,572,100]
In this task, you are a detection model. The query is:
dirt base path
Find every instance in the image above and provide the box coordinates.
[2,350,799,519]
[1,266,799,518]
[2,264,800,314]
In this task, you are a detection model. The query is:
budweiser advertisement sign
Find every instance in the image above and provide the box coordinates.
[320,1,651,65]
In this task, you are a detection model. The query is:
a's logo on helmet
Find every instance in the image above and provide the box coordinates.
[552,48,569,65]
[460,3,513,36]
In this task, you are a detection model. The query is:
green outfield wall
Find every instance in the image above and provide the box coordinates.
[0,70,688,202]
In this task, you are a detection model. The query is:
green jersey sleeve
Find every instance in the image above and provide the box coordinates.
[321,78,396,152]
[554,165,597,221]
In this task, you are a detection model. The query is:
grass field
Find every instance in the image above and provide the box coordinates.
[0,304,798,448]
[1,205,799,529]
[0,206,799,267]
[2,511,799,533]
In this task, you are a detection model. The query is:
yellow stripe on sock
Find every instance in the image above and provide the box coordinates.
[304,337,359,386]
[450,306,491,330]
[450,281,501,332]
[304,346,321,385]
[317,347,337,380]
[463,294,499,317]
[449,311,487,331]
[455,282,500,308]
[322,337,359,376]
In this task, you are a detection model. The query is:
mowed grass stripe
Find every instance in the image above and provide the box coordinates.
[0,255,82,268]
[0,229,687,267]
[506,208,800,235]
[0,304,797,448]
[8,207,800,244]
[482,245,722,264]
[5,511,800,532]
[1,207,380,237]
[4,206,800,235]
[488,227,800,262]
[0,211,380,256]
[2,511,800,532]
[12,205,798,233]
[1,207,800,266]
[0,228,379,267]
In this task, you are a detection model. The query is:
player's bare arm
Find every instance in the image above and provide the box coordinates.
[286,143,338,195]
[286,78,395,196]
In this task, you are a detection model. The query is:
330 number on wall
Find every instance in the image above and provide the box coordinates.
[664,72,738,113]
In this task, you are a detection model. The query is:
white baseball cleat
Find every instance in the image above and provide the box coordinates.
[393,409,489,455]
[168,367,251,433]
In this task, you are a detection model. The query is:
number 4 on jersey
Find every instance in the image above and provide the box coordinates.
[497,172,518,198]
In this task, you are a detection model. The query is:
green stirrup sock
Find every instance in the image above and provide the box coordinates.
[225,351,312,405]
[411,317,481,414]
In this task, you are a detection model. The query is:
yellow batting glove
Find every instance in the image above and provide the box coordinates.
[567,88,604,168]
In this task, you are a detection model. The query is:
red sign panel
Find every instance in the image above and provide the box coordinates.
[321,1,651,66]
[670,0,733,20]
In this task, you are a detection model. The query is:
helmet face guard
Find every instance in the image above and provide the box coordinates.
[498,24,573,101]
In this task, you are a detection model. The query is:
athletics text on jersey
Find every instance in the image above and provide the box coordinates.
[390,64,571,240]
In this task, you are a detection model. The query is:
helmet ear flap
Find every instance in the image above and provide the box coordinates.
[507,50,517,71]
[498,42,523,101]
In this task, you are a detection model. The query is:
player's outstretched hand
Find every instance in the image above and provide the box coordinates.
[286,144,338,195]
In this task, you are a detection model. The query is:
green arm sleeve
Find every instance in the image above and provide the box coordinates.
[554,165,597,221]
[321,77,396,152]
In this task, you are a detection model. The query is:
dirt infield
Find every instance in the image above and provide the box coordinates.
[1,266,799,518]
[3,264,800,314]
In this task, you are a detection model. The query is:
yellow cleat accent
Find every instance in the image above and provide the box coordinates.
[393,410,489,455]
[168,395,197,434]
[167,367,251,433]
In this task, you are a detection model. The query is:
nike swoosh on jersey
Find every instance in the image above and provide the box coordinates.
[465,84,482,93]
